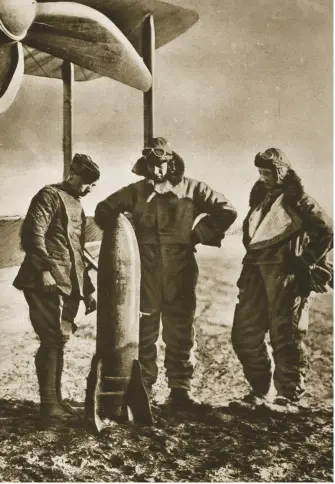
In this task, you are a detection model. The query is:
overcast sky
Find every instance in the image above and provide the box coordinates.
[0,0,332,222]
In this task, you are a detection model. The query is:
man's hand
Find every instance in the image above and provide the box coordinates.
[84,294,97,315]
[191,214,223,248]
[42,271,57,293]
[310,266,332,293]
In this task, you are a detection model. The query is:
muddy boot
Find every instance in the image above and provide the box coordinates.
[35,345,70,422]
[263,395,300,414]
[229,391,263,410]
[56,347,81,416]
[168,388,202,409]
[229,389,276,412]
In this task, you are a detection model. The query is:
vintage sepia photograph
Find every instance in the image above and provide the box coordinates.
[0,0,332,482]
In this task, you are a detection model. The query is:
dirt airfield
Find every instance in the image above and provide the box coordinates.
[0,242,332,482]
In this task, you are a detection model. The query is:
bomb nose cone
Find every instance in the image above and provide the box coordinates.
[0,0,36,40]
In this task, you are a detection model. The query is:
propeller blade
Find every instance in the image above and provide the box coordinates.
[24,1,152,91]
[0,0,37,41]
[0,42,24,114]
[36,0,199,53]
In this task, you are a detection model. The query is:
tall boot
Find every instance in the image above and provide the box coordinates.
[35,345,69,420]
[56,346,80,415]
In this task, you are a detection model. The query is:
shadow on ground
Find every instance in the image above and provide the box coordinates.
[0,397,332,482]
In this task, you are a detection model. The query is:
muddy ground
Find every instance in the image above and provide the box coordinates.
[0,245,333,482]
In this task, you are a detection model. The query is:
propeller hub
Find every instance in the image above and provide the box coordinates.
[0,0,36,41]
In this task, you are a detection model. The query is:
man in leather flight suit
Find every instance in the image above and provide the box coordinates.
[95,137,237,408]
[13,153,100,422]
[231,148,333,413]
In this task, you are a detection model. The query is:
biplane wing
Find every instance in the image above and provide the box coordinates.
[141,1,199,51]
[0,216,102,268]
[23,45,101,81]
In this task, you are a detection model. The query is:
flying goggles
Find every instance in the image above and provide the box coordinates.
[142,147,172,158]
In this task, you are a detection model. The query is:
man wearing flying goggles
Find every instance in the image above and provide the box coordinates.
[140,144,174,185]
[95,137,237,408]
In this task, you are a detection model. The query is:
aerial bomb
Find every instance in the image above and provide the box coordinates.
[85,213,152,431]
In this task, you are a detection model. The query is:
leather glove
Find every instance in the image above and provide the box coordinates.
[310,265,332,293]
[289,256,311,297]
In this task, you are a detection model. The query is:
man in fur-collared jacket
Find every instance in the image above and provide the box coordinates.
[95,137,237,408]
[231,148,333,413]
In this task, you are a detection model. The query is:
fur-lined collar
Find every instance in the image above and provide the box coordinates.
[131,152,185,186]
[249,169,305,208]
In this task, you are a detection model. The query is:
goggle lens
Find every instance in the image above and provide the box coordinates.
[142,147,167,158]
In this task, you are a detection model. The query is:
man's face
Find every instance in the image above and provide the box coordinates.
[258,168,277,189]
[149,161,168,182]
[77,178,97,197]
[146,153,172,182]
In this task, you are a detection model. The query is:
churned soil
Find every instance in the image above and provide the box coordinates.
[0,245,332,482]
